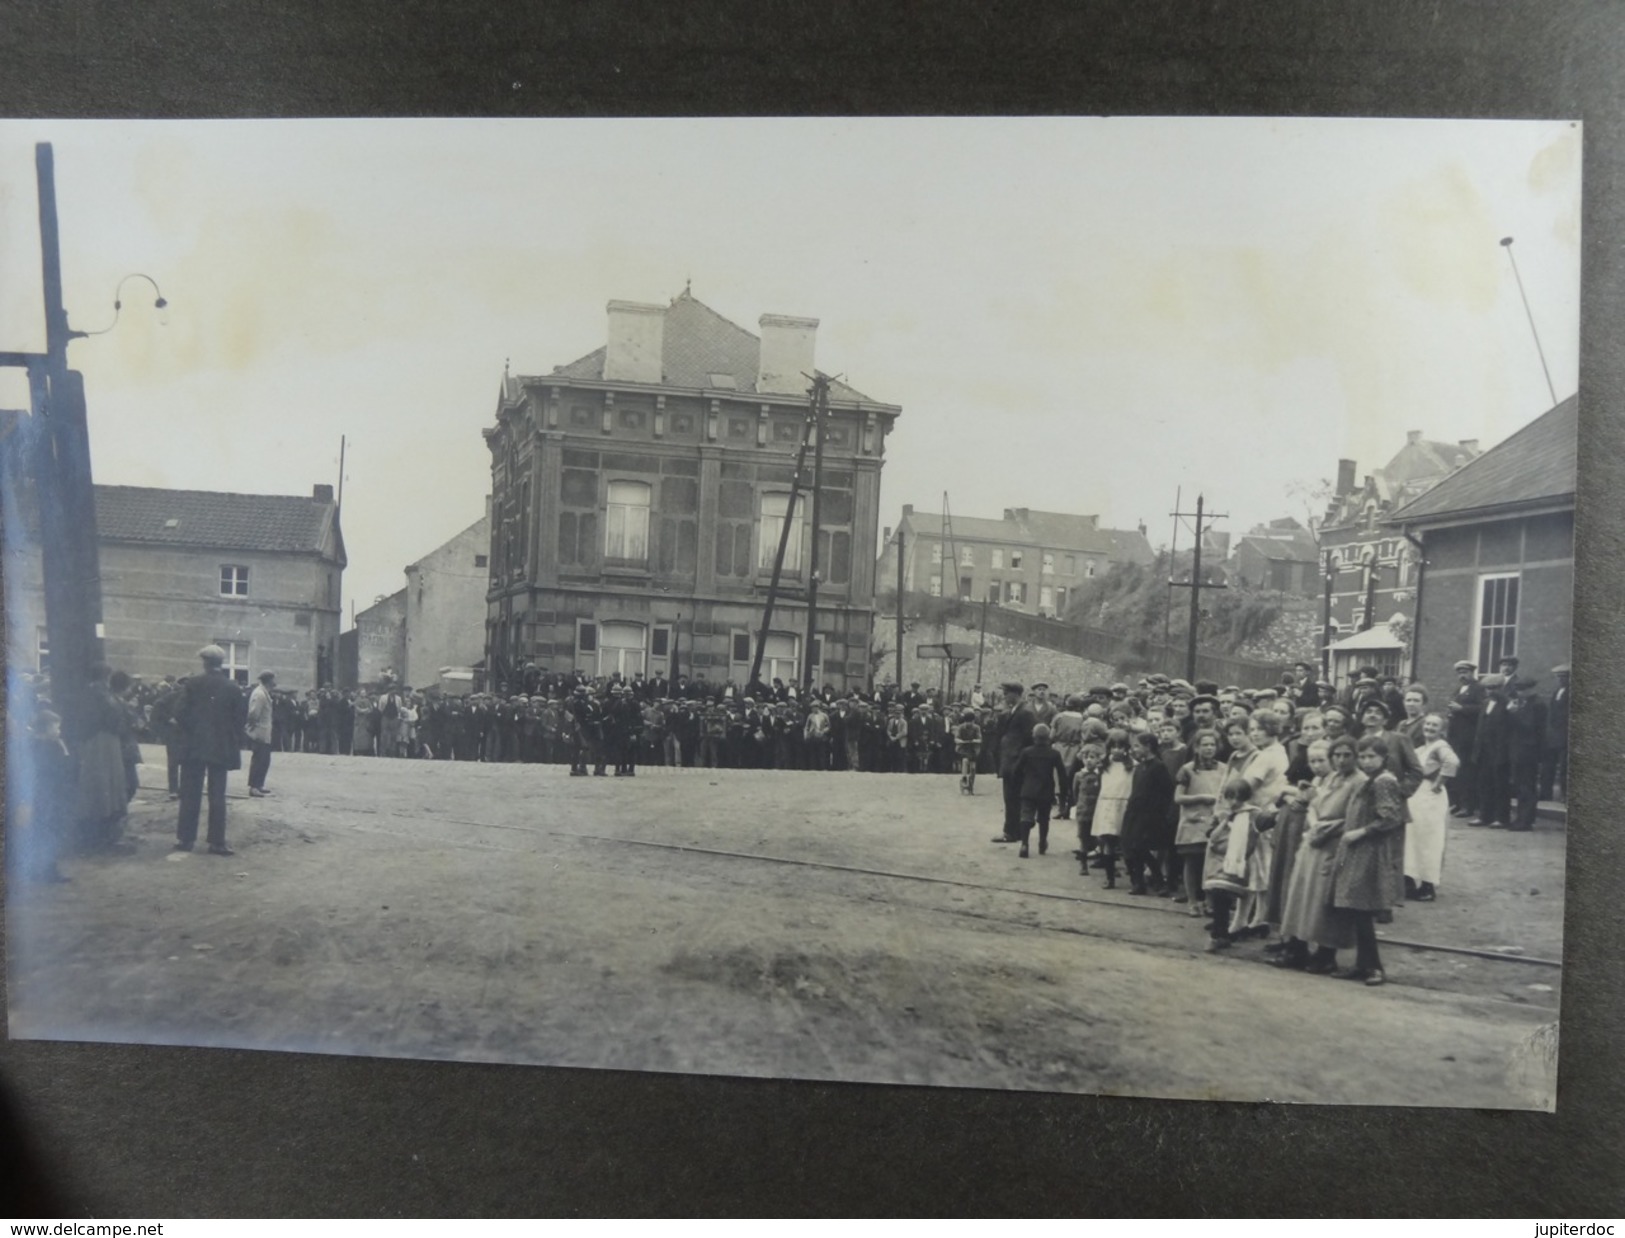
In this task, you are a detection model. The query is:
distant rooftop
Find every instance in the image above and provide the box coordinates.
[1388,396,1577,526]
[540,289,887,406]
[94,484,345,563]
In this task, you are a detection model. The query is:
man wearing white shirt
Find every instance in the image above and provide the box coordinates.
[246,671,276,797]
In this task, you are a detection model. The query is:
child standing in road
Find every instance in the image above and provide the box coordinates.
[1202,778,1258,951]
[1072,741,1105,876]
[1092,729,1134,888]
[954,709,983,794]
[1173,729,1224,915]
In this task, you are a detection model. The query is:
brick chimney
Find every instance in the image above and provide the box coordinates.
[901,504,913,517]
[1459,438,1480,453]
[1406,429,1422,445]
[1336,458,1357,496]
[604,300,666,383]
[757,314,818,395]
[312,483,335,503]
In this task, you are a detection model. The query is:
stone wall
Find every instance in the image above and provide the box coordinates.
[872,622,1117,700]
[1233,596,1323,666]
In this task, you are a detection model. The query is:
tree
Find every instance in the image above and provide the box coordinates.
[1284,476,1336,534]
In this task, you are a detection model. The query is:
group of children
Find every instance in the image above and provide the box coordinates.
[996,705,1438,988]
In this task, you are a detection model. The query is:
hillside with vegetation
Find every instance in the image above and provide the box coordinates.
[1062,554,1319,667]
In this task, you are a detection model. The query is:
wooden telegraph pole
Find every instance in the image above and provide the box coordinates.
[748,381,817,690]
[0,143,106,741]
[1166,493,1227,683]
[802,375,829,694]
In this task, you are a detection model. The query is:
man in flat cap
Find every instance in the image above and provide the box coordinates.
[246,670,276,797]
[1029,682,1056,726]
[173,644,248,855]
[1542,664,1570,803]
[1447,659,1485,818]
[1470,673,1511,827]
[993,682,1037,843]
[1504,676,1547,830]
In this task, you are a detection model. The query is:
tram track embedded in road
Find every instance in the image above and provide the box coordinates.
[308,799,1561,971]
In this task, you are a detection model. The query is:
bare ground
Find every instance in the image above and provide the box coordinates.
[5,747,1564,1108]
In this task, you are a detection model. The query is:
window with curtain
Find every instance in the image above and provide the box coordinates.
[758,493,803,573]
[605,480,651,564]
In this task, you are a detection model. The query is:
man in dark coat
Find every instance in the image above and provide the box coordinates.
[1541,664,1570,803]
[173,645,248,855]
[1470,673,1511,827]
[1446,659,1485,818]
[992,682,1037,844]
[1504,676,1548,831]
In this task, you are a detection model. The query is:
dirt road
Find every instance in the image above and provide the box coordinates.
[6,748,1562,1108]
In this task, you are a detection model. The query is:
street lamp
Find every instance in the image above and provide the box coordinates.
[71,273,170,338]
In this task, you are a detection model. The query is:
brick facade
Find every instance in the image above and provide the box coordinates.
[1412,512,1573,695]
[484,292,898,692]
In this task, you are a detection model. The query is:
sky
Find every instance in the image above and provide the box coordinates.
[0,117,1582,615]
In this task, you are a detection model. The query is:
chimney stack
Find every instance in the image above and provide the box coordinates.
[883,526,892,543]
[604,300,666,384]
[312,483,335,503]
[1459,438,1480,453]
[758,314,818,395]
[1336,458,1357,496]
[1406,429,1422,445]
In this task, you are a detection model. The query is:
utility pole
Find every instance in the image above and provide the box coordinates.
[1166,492,1228,683]
[0,143,105,742]
[748,386,816,690]
[1320,550,1336,679]
[975,593,992,689]
[1164,484,1180,651]
[894,525,905,688]
[802,375,829,694]
[1361,550,1379,632]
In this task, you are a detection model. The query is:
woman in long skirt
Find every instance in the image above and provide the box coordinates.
[1404,712,1458,901]
[1330,734,1409,986]
[1224,713,1291,938]
[71,663,132,849]
[1265,745,1318,933]
[1277,736,1362,970]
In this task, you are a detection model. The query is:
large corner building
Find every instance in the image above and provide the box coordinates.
[483,290,900,691]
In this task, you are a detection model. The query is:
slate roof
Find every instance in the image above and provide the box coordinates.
[1106,527,1157,566]
[899,507,1151,562]
[94,484,345,563]
[1237,528,1321,563]
[546,290,887,406]
[1387,396,1577,526]
[1382,436,1480,487]
[901,511,1021,543]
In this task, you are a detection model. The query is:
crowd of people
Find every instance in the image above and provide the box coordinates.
[986,654,1569,987]
[9,649,1571,981]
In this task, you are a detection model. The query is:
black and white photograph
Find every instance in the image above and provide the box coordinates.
[2,116,1579,1112]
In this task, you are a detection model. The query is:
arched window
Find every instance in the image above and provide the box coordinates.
[605,480,651,565]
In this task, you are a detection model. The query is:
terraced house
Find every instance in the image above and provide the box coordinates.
[876,506,1155,618]
[483,289,900,690]
[5,482,346,689]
